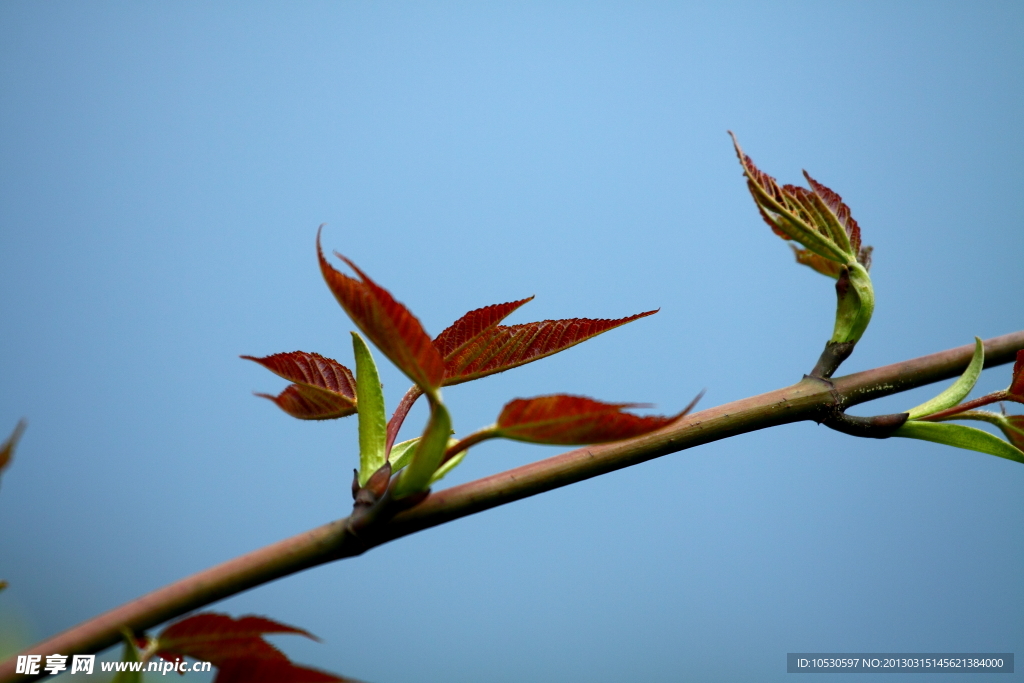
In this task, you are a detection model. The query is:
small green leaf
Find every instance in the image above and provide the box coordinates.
[894,420,1024,463]
[387,437,421,472]
[111,630,143,683]
[353,332,387,487]
[934,410,1024,452]
[429,439,467,485]
[906,337,984,419]
[392,398,451,498]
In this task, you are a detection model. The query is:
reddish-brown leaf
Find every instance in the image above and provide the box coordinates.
[731,136,792,237]
[730,133,871,268]
[242,352,357,420]
[151,613,355,683]
[495,394,692,445]
[803,171,864,259]
[243,351,356,397]
[214,659,355,683]
[154,613,313,664]
[0,420,26,487]
[791,245,843,279]
[317,231,444,391]
[731,133,821,247]
[1008,350,1024,399]
[255,385,355,420]
[433,297,534,362]
[443,311,657,386]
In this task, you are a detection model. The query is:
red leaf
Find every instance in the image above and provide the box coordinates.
[443,311,657,386]
[803,171,864,259]
[242,352,357,420]
[317,230,444,391]
[255,385,356,420]
[0,420,26,484]
[495,394,696,445]
[154,613,313,664]
[214,659,355,683]
[1008,350,1024,399]
[152,613,356,683]
[243,352,356,396]
[730,133,871,269]
[433,297,534,362]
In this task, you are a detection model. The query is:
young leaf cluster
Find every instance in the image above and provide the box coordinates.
[244,228,690,507]
[730,136,1023,464]
[893,344,1024,462]
[231,230,698,678]
[731,133,875,347]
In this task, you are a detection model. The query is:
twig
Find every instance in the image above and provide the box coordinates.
[2,330,1022,682]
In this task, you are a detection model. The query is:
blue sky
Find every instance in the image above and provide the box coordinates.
[1,2,1023,681]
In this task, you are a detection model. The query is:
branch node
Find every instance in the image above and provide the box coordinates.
[810,340,857,379]
[822,411,909,439]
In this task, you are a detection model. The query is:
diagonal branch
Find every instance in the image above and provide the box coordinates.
[3,330,1023,681]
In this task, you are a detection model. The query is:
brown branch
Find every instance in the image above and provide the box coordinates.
[3,330,1023,681]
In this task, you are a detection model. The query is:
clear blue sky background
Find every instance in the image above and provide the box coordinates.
[2,3,1023,682]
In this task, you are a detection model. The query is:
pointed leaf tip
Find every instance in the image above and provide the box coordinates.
[443,310,658,386]
[243,352,357,420]
[0,419,26,481]
[317,232,444,391]
[802,170,863,258]
[894,420,1024,464]
[495,393,694,445]
[153,612,354,683]
[433,296,535,362]
[730,133,870,267]
[352,332,387,486]
[242,352,356,398]
[906,337,985,419]
[155,613,315,664]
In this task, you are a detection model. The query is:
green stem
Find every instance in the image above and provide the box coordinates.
[3,330,1023,682]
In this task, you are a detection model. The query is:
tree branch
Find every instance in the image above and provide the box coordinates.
[3,330,1023,681]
